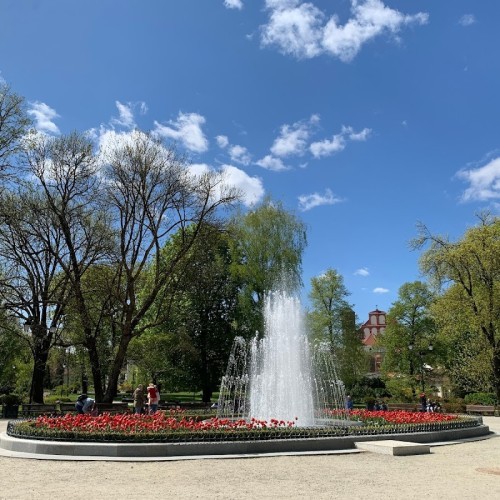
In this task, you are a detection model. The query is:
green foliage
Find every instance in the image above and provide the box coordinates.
[229,198,307,336]
[307,269,365,387]
[383,376,416,402]
[0,393,23,405]
[377,281,437,395]
[348,377,390,401]
[415,213,500,400]
[463,392,496,405]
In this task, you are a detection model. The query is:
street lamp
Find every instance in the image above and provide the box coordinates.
[408,343,433,392]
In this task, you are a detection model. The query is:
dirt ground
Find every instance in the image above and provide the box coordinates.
[0,418,499,500]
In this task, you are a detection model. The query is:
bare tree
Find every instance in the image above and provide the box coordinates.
[0,190,70,403]
[99,131,239,401]
[0,84,31,179]
[22,131,113,401]
[21,130,239,402]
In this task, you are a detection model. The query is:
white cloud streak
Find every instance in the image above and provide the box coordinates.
[189,162,264,207]
[224,0,244,9]
[255,154,289,171]
[298,188,343,211]
[373,287,389,294]
[216,135,229,148]
[270,116,317,157]
[27,101,60,135]
[260,0,428,62]
[229,144,252,165]
[310,125,371,158]
[457,157,500,202]
[153,112,209,153]
[459,14,476,26]
[354,267,370,276]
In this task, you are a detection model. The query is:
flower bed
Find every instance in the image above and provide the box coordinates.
[7,410,480,443]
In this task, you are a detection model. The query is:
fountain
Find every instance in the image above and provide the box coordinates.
[217,289,350,426]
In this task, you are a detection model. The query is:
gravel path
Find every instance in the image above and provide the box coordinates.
[0,418,499,500]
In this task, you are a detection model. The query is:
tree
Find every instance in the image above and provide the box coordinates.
[308,269,351,350]
[0,190,71,402]
[230,198,307,336]
[307,268,365,387]
[414,213,500,399]
[97,132,238,402]
[378,281,436,397]
[0,84,31,178]
[21,131,113,402]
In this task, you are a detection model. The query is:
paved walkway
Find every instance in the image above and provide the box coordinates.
[0,417,499,499]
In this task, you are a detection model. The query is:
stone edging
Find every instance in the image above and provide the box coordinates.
[0,424,490,458]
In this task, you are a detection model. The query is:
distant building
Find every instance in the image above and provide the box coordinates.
[360,308,387,375]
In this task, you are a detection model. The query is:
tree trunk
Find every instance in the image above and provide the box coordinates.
[103,333,132,403]
[86,337,104,402]
[493,345,500,403]
[29,347,49,404]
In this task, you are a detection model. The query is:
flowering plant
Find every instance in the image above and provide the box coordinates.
[7,409,478,443]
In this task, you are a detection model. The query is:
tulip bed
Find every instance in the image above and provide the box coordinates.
[7,409,479,443]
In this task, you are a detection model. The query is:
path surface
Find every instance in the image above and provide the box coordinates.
[0,418,499,500]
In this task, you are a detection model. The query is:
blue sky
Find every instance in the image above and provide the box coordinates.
[1,0,499,321]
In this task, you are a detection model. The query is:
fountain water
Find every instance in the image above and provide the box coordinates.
[217,289,349,426]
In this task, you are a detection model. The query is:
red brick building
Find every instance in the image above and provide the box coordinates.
[360,308,387,374]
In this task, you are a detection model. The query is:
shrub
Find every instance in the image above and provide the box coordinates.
[0,393,23,405]
[463,392,496,405]
[442,398,465,413]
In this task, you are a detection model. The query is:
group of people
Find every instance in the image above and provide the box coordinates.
[419,393,441,412]
[133,383,160,414]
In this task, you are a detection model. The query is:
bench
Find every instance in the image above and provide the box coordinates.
[58,402,130,414]
[387,403,419,412]
[96,402,130,414]
[21,404,58,417]
[466,404,496,416]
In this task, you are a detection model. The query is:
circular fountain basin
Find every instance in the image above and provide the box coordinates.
[0,423,490,460]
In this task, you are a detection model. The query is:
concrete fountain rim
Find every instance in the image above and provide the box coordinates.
[0,421,491,461]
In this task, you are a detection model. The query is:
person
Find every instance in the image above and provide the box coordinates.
[380,400,388,411]
[147,383,159,414]
[346,395,354,411]
[82,396,96,415]
[419,392,427,412]
[133,384,145,414]
[75,394,87,414]
[75,394,96,415]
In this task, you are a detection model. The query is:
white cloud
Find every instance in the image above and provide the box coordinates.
[110,101,148,130]
[111,101,135,129]
[457,157,500,202]
[354,267,370,276]
[189,162,264,207]
[27,101,60,135]
[260,0,428,62]
[224,0,243,9]
[261,2,325,59]
[310,125,371,158]
[255,154,289,171]
[216,135,229,148]
[373,287,389,294]
[344,125,371,141]
[222,164,264,206]
[229,144,252,165]
[459,14,476,27]
[153,112,209,153]
[270,117,316,157]
[310,133,345,158]
[298,188,343,211]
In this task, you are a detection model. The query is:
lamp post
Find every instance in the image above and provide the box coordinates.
[408,343,433,393]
